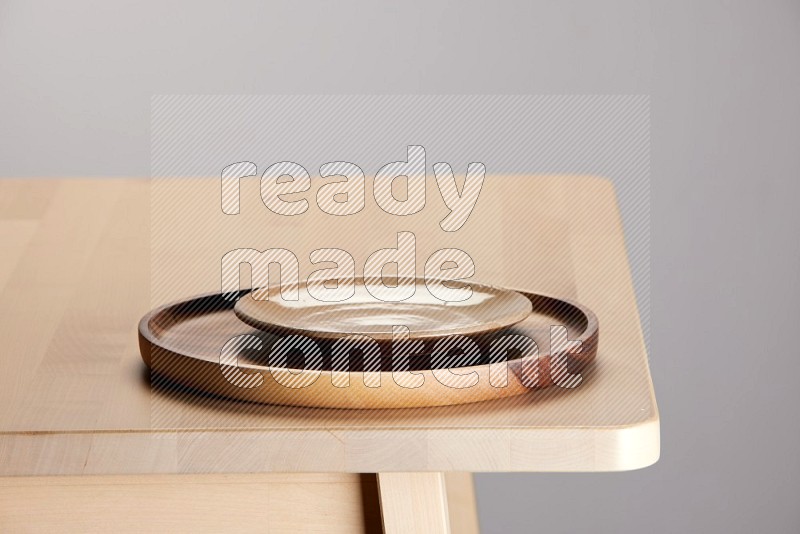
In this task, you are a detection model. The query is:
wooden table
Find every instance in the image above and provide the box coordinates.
[0,177,659,533]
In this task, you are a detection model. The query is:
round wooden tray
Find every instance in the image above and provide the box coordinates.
[138,290,598,409]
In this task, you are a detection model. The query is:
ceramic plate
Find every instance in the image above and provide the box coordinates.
[233,278,533,341]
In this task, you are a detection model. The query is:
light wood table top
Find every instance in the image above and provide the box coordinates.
[0,176,658,476]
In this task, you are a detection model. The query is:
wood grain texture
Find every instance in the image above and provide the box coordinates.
[444,472,480,534]
[378,472,451,533]
[0,473,473,533]
[0,473,383,533]
[0,177,659,475]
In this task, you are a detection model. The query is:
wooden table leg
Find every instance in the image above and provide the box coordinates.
[377,472,450,533]
[443,473,481,534]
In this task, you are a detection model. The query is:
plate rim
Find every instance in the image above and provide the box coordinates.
[232,277,535,341]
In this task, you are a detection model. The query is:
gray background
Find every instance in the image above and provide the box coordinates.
[1,1,798,532]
